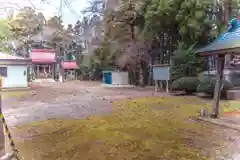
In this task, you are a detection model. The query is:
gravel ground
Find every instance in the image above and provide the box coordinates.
[1,81,240,159]
[2,81,157,127]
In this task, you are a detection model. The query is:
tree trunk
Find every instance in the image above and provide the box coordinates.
[225,0,232,67]
[130,24,143,87]
[139,64,144,87]
[211,55,225,118]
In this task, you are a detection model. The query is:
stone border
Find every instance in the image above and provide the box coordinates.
[2,87,31,92]
[0,151,15,160]
[198,117,240,131]
[101,84,135,88]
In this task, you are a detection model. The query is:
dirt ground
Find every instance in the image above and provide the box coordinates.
[3,81,162,127]
[2,81,240,159]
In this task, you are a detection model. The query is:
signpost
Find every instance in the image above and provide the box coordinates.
[152,64,170,93]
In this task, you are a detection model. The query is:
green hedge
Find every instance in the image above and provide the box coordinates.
[171,77,200,93]
[196,78,233,97]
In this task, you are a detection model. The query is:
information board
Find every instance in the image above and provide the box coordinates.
[153,66,170,80]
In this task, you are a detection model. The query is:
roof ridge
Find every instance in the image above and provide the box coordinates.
[0,52,27,60]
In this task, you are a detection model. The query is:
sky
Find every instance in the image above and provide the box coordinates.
[0,0,88,25]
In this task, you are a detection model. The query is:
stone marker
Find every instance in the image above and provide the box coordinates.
[200,107,208,117]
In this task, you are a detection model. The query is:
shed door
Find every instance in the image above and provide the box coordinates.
[103,72,112,84]
[0,67,7,88]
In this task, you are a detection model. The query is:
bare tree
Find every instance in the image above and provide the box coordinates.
[82,0,105,17]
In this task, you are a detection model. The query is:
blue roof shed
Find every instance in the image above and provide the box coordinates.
[195,18,240,118]
[196,18,240,55]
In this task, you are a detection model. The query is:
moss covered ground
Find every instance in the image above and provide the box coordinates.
[223,100,240,111]
[2,90,32,100]
[13,96,237,160]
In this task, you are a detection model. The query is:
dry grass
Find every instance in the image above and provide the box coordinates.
[13,97,236,160]
[2,91,32,100]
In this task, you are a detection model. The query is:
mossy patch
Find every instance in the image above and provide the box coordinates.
[13,97,234,160]
[2,91,32,100]
[222,101,240,112]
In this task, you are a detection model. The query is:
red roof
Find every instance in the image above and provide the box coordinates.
[61,61,78,69]
[30,49,56,63]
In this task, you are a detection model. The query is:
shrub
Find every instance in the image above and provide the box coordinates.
[78,65,90,80]
[171,77,200,93]
[197,77,233,97]
[171,43,207,80]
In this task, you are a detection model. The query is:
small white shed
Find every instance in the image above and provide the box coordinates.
[0,52,31,88]
[102,70,133,87]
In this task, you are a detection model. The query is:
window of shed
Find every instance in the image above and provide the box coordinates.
[0,67,7,77]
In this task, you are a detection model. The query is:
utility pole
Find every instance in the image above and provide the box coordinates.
[211,55,225,118]
[211,0,232,118]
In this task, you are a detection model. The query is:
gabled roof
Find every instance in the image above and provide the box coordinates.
[196,18,240,55]
[0,52,31,65]
[30,49,56,63]
[61,61,78,69]
[0,52,30,61]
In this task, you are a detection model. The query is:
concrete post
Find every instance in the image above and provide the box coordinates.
[1,88,12,156]
[0,76,15,159]
[0,76,19,160]
[0,76,5,157]
[4,133,11,156]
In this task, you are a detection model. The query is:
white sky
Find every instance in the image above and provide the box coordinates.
[0,0,88,25]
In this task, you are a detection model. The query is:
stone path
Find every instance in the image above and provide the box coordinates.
[199,116,240,160]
